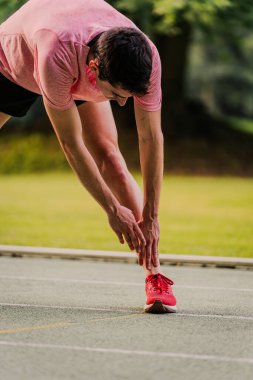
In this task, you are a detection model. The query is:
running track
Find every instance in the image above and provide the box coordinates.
[0,256,252,380]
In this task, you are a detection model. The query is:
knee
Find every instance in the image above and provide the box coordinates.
[99,146,128,183]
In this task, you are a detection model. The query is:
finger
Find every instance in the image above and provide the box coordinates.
[125,233,135,251]
[145,242,152,271]
[138,246,144,266]
[133,221,146,252]
[129,230,140,253]
[151,240,160,267]
[133,224,146,250]
[151,254,159,268]
[116,231,124,245]
[134,231,146,253]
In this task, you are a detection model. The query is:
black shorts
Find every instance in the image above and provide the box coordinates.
[0,72,86,117]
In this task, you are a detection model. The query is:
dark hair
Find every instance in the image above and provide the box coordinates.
[90,27,152,96]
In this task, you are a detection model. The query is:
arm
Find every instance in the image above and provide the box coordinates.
[134,103,164,270]
[44,101,146,252]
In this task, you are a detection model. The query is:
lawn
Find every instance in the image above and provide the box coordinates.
[0,172,252,258]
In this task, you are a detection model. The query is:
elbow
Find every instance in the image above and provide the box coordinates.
[154,131,164,147]
[60,135,81,152]
[61,139,72,155]
[139,131,164,145]
[60,138,82,162]
[158,131,164,145]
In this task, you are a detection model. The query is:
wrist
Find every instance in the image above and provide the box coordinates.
[105,198,121,217]
[142,205,159,221]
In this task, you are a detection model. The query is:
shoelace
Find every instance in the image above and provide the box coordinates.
[147,273,174,294]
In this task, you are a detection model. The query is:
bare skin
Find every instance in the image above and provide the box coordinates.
[77,101,142,221]
[77,101,161,274]
[44,101,147,254]
[0,57,164,274]
[44,100,163,273]
[87,57,163,273]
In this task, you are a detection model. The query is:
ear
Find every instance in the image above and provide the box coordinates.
[88,58,99,73]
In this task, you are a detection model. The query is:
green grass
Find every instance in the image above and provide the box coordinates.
[0,172,253,258]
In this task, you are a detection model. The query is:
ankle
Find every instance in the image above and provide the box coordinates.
[143,264,162,277]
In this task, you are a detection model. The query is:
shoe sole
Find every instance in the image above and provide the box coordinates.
[144,300,177,314]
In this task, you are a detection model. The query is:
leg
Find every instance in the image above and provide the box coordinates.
[77,101,160,275]
[0,111,11,129]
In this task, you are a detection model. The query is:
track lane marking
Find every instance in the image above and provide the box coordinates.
[0,322,71,335]
[84,313,141,324]
[0,275,252,292]
[0,341,252,364]
[0,313,140,335]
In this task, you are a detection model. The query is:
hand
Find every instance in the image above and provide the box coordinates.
[108,205,146,253]
[138,218,160,270]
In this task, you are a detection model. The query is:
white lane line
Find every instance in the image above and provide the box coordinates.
[1,303,253,321]
[0,275,252,292]
[0,341,252,364]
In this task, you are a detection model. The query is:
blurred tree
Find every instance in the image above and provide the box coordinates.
[106,0,253,175]
[108,0,253,137]
[105,0,253,142]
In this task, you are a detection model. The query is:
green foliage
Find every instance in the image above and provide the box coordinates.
[0,134,68,174]
[0,0,26,22]
[109,0,253,35]
[108,0,154,36]
[153,0,232,33]
[226,117,253,135]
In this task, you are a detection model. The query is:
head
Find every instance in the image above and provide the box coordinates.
[88,27,152,106]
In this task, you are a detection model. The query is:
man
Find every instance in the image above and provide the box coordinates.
[0,0,177,313]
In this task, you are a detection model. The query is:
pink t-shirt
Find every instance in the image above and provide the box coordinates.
[0,0,161,111]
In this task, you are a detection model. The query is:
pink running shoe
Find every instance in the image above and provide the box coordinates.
[145,273,177,313]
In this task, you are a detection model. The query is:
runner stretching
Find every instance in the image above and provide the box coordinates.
[0,0,177,313]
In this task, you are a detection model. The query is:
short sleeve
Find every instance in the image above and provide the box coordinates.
[134,44,162,112]
[33,29,76,110]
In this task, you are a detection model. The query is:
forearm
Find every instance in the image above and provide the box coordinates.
[61,139,120,215]
[44,102,146,253]
[135,106,164,220]
[44,102,119,215]
[139,134,164,220]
